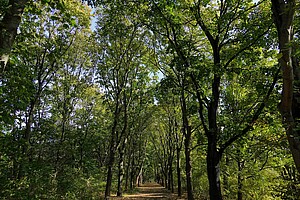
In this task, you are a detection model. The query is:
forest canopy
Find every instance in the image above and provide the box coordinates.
[0,0,300,200]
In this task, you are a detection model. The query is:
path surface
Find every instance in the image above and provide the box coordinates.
[111,183,186,200]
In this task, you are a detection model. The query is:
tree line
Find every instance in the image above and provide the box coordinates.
[1,0,300,200]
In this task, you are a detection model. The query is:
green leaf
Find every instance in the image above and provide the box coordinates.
[70,18,77,27]
[276,53,283,59]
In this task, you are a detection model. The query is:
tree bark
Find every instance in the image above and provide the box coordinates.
[129,149,135,190]
[117,140,128,194]
[176,146,182,196]
[206,71,222,200]
[117,146,125,196]
[271,0,300,173]
[180,89,194,200]
[105,102,120,199]
[223,154,229,199]
[136,166,143,187]
[104,142,116,200]
[0,0,29,70]
[117,95,128,196]
[124,151,130,191]
[167,159,171,190]
[175,119,182,197]
[168,157,174,193]
[207,135,222,200]
[184,128,193,200]
[167,123,174,192]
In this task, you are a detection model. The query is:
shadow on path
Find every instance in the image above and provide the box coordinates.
[111,183,186,200]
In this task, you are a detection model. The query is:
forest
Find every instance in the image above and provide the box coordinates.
[0,0,300,199]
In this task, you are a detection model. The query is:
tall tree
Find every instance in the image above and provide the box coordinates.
[271,0,300,173]
[147,0,278,199]
[153,86,183,195]
[0,1,93,198]
[94,2,154,197]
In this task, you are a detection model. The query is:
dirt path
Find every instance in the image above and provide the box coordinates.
[111,183,186,200]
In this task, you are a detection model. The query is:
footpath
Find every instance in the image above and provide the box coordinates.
[110,183,186,200]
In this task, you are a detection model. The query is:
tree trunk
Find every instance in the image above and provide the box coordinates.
[167,157,172,190]
[237,176,243,200]
[19,91,41,179]
[237,153,243,200]
[164,163,168,189]
[292,44,300,173]
[161,159,167,187]
[105,120,118,199]
[184,129,193,200]
[271,0,300,173]
[180,88,194,200]
[206,73,222,200]
[174,115,182,197]
[105,144,115,200]
[223,154,229,199]
[170,160,174,193]
[117,97,128,196]
[136,166,143,187]
[125,149,131,191]
[0,0,29,70]
[24,100,35,142]
[176,146,182,197]
[129,150,135,190]
[105,93,121,199]
[117,147,125,196]
[207,135,222,200]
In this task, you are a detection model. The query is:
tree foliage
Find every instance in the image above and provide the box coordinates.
[1,0,300,200]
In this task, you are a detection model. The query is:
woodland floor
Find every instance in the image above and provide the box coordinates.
[110,183,187,200]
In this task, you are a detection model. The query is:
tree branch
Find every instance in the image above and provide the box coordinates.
[220,65,281,154]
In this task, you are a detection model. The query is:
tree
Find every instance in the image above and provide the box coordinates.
[2,0,300,198]
[0,0,94,71]
[0,1,94,198]
[94,2,155,197]
[0,0,28,69]
[153,86,183,195]
[190,2,278,198]
[146,0,279,199]
[271,0,300,173]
